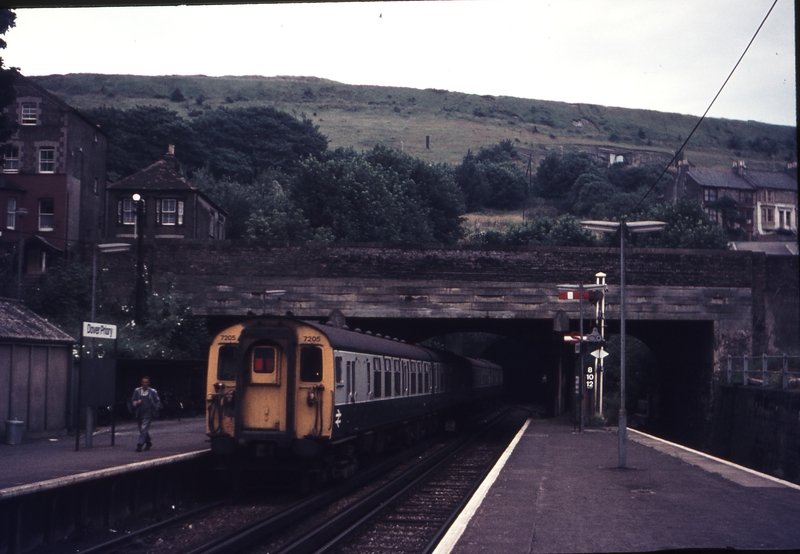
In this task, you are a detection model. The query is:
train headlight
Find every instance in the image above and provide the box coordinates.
[214,381,226,393]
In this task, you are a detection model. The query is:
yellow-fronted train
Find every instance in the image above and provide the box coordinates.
[206,316,503,480]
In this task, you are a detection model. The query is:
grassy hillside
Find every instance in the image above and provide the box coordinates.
[32,73,796,171]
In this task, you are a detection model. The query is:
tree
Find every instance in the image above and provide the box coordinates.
[245,180,315,241]
[454,150,488,212]
[454,141,527,212]
[365,145,465,243]
[24,259,93,340]
[469,215,596,247]
[192,106,328,183]
[85,106,197,181]
[635,199,728,249]
[0,9,18,144]
[535,152,602,207]
[290,148,433,243]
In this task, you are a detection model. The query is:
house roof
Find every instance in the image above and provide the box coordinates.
[0,175,25,192]
[686,166,798,193]
[17,75,107,138]
[742,170,798,192]
[107,151,227,215]
[0,299,75,344]
[686,168,756,191]
[108,153,196,193]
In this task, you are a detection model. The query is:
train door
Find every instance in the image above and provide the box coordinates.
[239,339,291,433]
[295,342,327,438]
[346,358,357,403]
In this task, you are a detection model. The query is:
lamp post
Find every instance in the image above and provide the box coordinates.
[132,193,146,325]
[581,219,666,468]
[15,208,28,300]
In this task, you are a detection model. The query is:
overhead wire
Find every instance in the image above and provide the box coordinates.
[572,0,782,286]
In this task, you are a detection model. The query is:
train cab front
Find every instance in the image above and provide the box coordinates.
[205,318,334,464]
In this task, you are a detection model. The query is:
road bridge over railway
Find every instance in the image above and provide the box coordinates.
[99,241,798,447]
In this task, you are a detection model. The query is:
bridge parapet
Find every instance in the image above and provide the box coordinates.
[97,240,767,323]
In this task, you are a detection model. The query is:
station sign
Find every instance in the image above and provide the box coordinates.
[82,322,117,340]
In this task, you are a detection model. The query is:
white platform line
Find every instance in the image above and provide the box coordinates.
[628,428,800,491]
[0,449,210,500]
[433,418,532,554]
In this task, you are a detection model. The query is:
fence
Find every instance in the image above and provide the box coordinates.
[722,355,800,389]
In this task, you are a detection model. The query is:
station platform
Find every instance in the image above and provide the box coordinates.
[435,416,800,553]
[3,414,800,552]
[0,416,209,494]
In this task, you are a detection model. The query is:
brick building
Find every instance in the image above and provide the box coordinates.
[671,160,797,241]
[0,76,108,279]
[105,145,226,241]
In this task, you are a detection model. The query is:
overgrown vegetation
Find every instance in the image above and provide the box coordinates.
[82,101,728,248]
[24,259,210,360]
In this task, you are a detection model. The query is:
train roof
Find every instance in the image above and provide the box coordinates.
[301,319,443,362]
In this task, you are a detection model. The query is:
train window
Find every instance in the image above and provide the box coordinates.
[373,368,382,398]
[410,362,417,395]
[385,369,392,398]
[300,346,323,382]
[335,356,343,385]
[366,360,371,395]
[217,345,237,381]
[394,362,401,396]
[253,347,275,373]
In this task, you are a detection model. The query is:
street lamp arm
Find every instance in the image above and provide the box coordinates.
[626,220,667,233]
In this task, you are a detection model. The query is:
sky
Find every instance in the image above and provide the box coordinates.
[3,0,796,126]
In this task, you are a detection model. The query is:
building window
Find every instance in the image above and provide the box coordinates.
[779,210,792,228]
[209,210,216,238]
[703,188,717,202]
[39,198,54,231]
[762,207,774,225]
[6,197,16,229]
[157,198,183,226]
[3,146,19,173]
[39,148,55,173]
[21,102,37,125]
[118,198,138,225]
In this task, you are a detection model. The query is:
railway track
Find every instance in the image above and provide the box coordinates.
[276,408,527,554]
[64,407,526,554]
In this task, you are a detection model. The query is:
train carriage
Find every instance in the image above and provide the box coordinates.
[206,316,502,477]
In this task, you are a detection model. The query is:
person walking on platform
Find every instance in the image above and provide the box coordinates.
[132,377,161,452]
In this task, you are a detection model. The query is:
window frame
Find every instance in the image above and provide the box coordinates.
[119,199,133,225]
[38,198,54,232]
[21,102,37,125]
[216,344,237,381]
[3,145,19,173]
[6,197,17,230]
[157,198,184,226]
[300,346,323,383]
[39,147,55,173]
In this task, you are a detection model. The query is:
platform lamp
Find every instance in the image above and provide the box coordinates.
[580,219,666,468]
[132,193,146,324]
[15,208,28,300]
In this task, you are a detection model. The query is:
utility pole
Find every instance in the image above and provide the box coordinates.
[133,194,146,325]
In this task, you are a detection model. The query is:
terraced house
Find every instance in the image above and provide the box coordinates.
[672,159,798,242]
[0,76,108,279]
